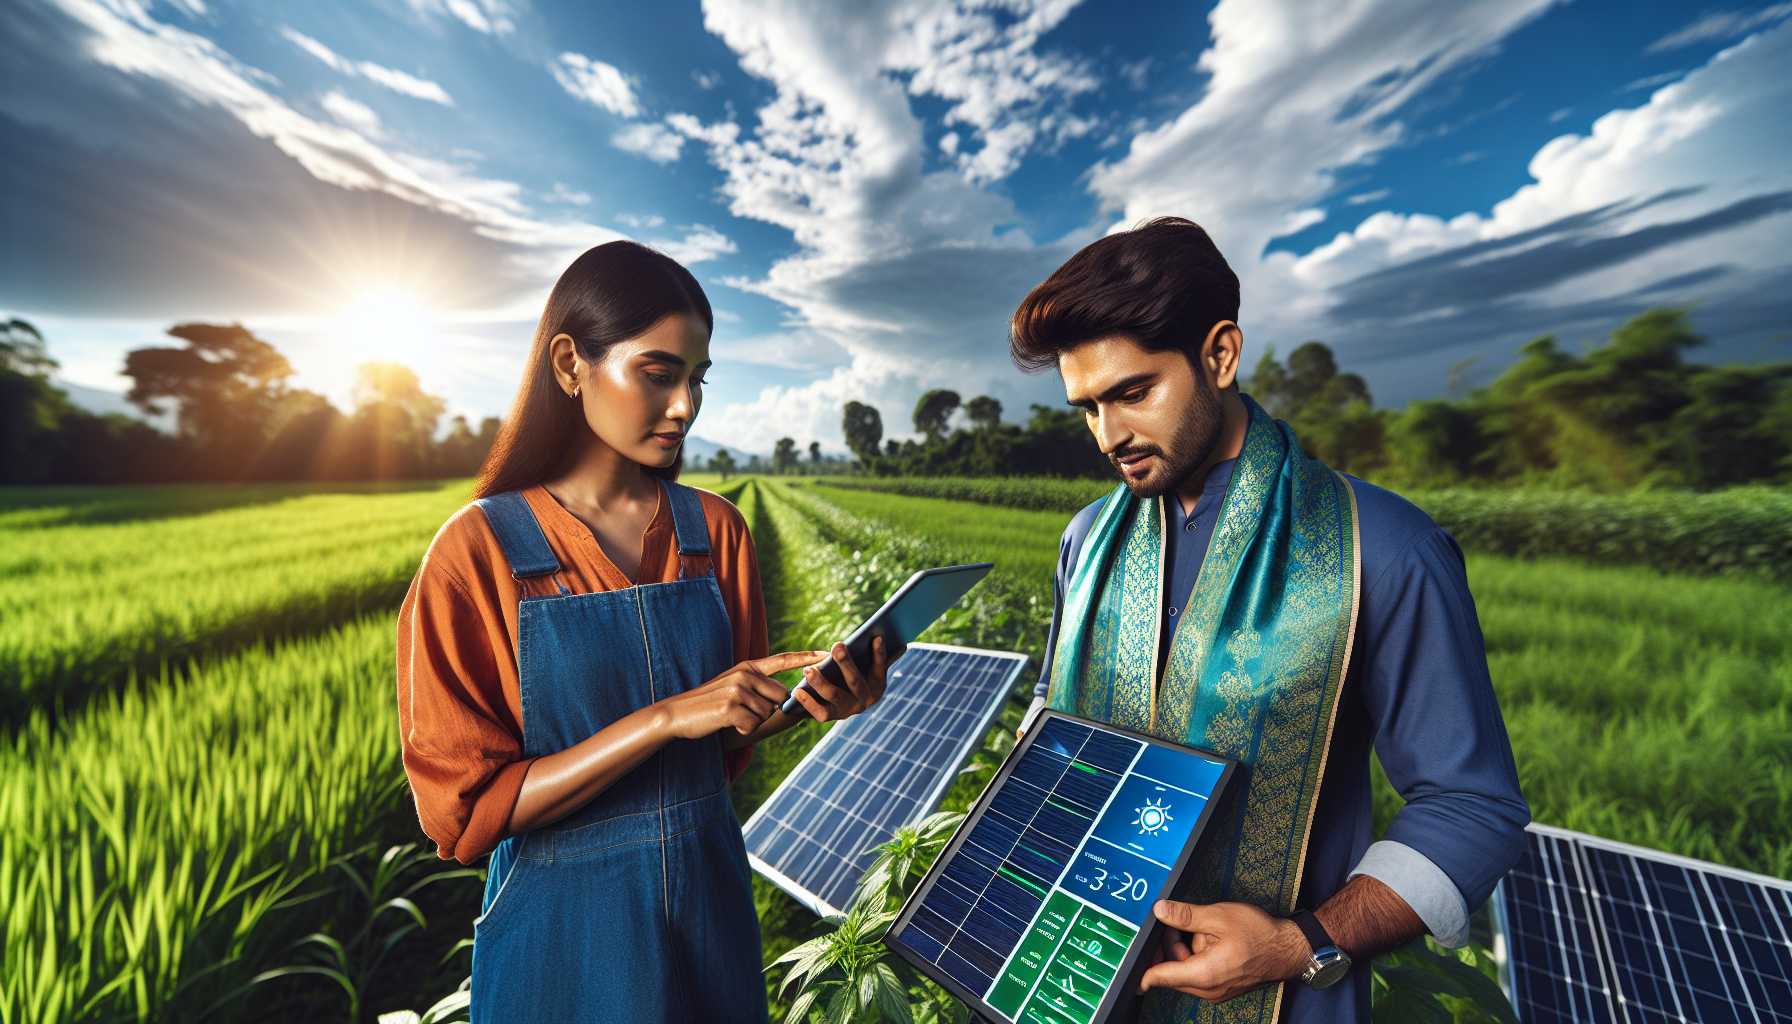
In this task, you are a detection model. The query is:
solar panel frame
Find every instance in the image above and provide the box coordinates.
[883,710,1235,1024]
[743,642,1029,920]
[1493,822,1792,1024]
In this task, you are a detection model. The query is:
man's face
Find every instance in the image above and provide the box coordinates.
[1060,334,1223,498]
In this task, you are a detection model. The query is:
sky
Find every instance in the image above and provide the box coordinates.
[3,0,1789,454]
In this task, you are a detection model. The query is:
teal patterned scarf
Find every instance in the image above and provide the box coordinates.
[1045,392,1361,1024]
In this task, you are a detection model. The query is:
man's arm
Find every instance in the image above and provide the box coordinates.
[1141,874,1424,1002]
[1346,526,1530,946]
[1142,524,1530,999]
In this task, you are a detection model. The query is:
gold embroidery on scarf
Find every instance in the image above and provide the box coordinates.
[1108,496,1162,731]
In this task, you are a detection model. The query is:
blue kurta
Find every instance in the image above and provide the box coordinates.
[1031,457,1529,1023]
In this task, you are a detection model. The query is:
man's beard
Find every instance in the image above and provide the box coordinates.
[1111,381,1223,499]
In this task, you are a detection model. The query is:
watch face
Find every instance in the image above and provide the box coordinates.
[1308,950,1351,989]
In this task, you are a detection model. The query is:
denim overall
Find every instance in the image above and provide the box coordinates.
[467,481,768,1023]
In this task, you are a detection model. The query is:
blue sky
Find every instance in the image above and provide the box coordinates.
[3,0,1789,454]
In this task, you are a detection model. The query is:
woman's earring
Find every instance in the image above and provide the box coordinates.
[571,384,581,398]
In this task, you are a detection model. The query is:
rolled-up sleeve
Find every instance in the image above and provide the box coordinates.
[395,564,537,865]
[1348,527,1530,946]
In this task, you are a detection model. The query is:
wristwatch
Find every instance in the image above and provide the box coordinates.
[1290,909,1352,989]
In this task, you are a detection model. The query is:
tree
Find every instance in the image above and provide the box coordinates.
[348,362,446,479]
[0,318,74,483]
[912,389,961,441]
[1,318,55,376]
[122,322,294,477]
[842,400,883,463]
[773,436,798,473]
[1246,345,1293,418]
[808,441,821,466]
[711,449,737,481]
[965,395,1003,430]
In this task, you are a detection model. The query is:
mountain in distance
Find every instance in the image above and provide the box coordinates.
[55,379,177,432]
[682,434,765,464]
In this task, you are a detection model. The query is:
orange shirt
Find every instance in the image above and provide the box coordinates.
[395,482,767,864]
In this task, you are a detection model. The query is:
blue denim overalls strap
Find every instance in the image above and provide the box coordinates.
[466,480,767,1023]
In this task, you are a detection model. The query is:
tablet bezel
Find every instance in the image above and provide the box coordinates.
[781,561,994,717]
[882,709,1237,1023]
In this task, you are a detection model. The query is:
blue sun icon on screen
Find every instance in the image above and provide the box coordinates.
[1132,796,1173,836]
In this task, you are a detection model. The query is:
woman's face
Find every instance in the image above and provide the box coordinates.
[554,312,711,469]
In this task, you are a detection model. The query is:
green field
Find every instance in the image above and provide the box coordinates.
[2,474,1786,1022]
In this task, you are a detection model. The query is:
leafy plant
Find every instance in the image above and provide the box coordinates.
[767,812,968,1024]
[228,843,480,1023]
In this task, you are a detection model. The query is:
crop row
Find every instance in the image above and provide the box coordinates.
[0,482,472,725]
[0,613,443,1023]
[810,476,1792,581]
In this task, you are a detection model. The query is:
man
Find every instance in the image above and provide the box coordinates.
[1009,217,1529,1024]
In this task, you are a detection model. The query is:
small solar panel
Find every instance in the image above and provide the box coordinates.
[744,643,1027,918]
[884,711,1233,1024]
[1493,823,1792,1023]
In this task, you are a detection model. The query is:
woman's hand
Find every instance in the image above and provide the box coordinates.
[789,636,890,722]
[660,650,828,740]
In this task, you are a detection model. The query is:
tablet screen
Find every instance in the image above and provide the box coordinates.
[885,712,1233,1024]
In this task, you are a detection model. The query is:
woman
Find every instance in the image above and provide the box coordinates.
[395,240,889,1022]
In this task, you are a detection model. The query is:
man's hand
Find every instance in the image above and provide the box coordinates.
[1137,900,1311,1003]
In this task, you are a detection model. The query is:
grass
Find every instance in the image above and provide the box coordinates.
[0,481,473,725]
[0,614,462,1024]
[3,472,1785,1024]
[772,479,1792,877]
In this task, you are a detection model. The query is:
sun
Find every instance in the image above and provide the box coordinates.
[332,286,436,369]
[1132,797,1173,837]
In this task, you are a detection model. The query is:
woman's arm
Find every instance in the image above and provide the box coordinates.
[506,650,824,833]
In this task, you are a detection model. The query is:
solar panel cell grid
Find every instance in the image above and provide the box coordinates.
[743,644,1026,918]
[886,713,1233,1024]
[1497,825,1792,1024]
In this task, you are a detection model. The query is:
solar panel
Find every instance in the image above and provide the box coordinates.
[1493,823,1792,1023]
[744,643,1028,918]
[884,711,1233,1024]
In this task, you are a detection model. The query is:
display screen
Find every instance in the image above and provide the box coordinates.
[885,712,1233,1024]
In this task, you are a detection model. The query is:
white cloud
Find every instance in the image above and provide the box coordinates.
[1645,3,1792,52]
[320,90,381,135]
[36,0,641,320]
[1119,56,1153,90]
[547,182,591,205]
[1548,105,1574,123]
[1260,21,1792,389]
[1346,188,1390,205]
[1089,0,1562,294]
[1621,69,1685,93]
[710,328,848,370]
[280,26,454,105]
[612,120,685,163]
[692,69,722,90]
[646,224,738,265]
[406,0,517,36]
[617,212,666,229]
[553,52,641,117]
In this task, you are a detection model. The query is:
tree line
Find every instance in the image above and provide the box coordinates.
[833,308,1791,491]
[1,319,494,485]
[5,306,1786,490]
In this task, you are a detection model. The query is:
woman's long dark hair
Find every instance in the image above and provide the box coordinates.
[474,241,713,499]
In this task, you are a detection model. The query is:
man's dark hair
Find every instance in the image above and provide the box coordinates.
[1009,216,1240,374]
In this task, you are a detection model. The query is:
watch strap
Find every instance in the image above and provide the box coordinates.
[1291,909,1335,955]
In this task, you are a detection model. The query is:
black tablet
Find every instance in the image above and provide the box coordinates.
[779,562,994,718]
[884,710,1235,1024]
